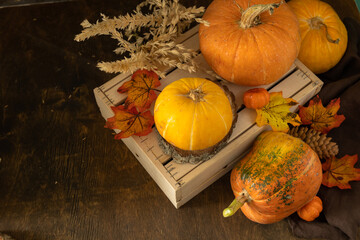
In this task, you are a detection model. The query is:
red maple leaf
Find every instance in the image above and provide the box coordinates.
[322,154,360,189]
[105,105,154,139]
[299,95,345,134]
[118,69,161,112]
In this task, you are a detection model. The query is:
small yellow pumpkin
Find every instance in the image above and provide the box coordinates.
[288,0,348,74]
[154,78,233,151]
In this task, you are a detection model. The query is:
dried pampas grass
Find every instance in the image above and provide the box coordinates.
[75,0,208,78]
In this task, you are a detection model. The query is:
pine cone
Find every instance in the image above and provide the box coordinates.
[288,126,339,159]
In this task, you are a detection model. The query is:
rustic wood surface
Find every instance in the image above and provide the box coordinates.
[0,1,359,240]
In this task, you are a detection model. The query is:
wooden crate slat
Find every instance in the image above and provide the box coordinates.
[121,136,179,204]
[133,134,169,163]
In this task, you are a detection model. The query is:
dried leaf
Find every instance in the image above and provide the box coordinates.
[255,92,301,132]
[299,95,345,134]
[105,105,154,139]
[118,69,160,112]
[322,155,360,189]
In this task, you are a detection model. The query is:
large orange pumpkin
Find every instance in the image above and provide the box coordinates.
[223,131,322,224]
[288,0,348,74]
[199,0,301,86]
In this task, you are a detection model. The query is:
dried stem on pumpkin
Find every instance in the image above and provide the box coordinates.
[74,0,207,78]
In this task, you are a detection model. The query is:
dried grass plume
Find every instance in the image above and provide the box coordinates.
[75,0,207,78]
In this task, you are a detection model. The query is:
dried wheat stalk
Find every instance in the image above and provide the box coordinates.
[75,0,208,78]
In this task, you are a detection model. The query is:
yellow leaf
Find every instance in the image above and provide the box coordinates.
[255,92,301,132]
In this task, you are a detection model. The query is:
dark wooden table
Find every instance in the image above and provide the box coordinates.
[0,1,359,240]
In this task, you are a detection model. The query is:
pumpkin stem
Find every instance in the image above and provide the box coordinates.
[223,189,250,217]
[238,1,283,29]
[188,87,205,102]
[308,17,339,44]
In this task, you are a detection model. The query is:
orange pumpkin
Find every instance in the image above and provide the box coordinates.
[288,0,348,74]
[223,131,322,224]
[297,196,323,221]
[199,0,301,86]
[243,88,270,109]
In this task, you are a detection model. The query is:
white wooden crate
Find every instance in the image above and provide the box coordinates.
[93,25,323,208]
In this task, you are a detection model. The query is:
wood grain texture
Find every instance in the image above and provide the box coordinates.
[0,0,358,240]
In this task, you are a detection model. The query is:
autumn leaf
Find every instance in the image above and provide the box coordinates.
[118,69,161,112]
[105,105,154,139]
[299,95,345,134]
[322,155,360,189]
[255,92,301,132]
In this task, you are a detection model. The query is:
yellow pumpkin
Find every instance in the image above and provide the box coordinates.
[154,78,233,151]
[288,0,348,74]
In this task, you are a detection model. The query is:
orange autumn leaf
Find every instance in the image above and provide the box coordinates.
[118,69,160,112]
[299,95,345,134]
[322,154,360,189]
[105,105,154,139]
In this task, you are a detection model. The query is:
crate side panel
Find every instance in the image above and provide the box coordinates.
[121,137,179,207]
[175,154,242,208]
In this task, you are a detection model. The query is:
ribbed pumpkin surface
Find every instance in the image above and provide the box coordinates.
[154,78,233,151]
[199,0,300,86]
[230,131,322,224]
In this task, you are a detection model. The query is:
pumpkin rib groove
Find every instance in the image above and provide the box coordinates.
[299,26,311,41]
[249,29,266,83]
[266,24,299,63]
[206,100,230,132]
[178,78,194,90]
[189,104,197,150]
[264,22,299,56]
[300,4,313,18]
[257,26,288,72]
[326,24,344,36]
[324,38,335,67]
[230,29,244,83]
[161,115,174,139]
[303,1,316,18]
